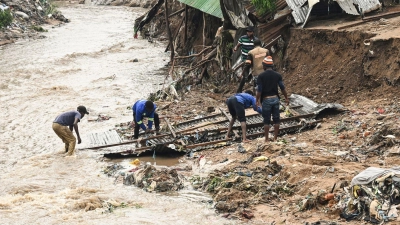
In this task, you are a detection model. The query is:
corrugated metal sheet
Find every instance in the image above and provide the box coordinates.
[258,10,291,46]
[223,0,254,29]
[354,0,382,14]
[287,0,383,25]
[286,0,309,24]
[178,0,223,18]
[289,94,344,116]
[336,0,381,15]
[335,0,359,15]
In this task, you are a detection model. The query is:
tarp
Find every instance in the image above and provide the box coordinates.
[351,167,400,186]
[178,0,223,18]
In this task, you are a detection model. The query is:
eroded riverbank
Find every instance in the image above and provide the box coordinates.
[0,4,237,224]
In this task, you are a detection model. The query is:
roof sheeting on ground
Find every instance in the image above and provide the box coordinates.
[178,0,223,18]
[289,94,344,116]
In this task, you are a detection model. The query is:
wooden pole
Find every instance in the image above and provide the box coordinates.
[165,15,185,52]
[184,5,188,44]
[164,118,176,138]
[168,8,185,18]
[164,0,174,62]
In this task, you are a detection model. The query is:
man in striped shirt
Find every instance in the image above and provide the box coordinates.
[233,26,258,61]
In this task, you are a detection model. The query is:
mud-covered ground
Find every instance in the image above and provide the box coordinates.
[133,9,400,224]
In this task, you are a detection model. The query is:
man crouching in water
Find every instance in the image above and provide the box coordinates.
[52,106,89,156]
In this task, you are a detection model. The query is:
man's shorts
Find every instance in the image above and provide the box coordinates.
[226,97,246,122]
[262,97,280,125]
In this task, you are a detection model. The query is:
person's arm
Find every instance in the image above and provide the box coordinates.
[245,54,253,66]
[147,110,155,130]
[256,91,261,108]
[251,97,262,114]
[256,76,262,107]
[135,110,147,131]
[233,38,243,52]
[73,118,81,144]
[278,80,289,106]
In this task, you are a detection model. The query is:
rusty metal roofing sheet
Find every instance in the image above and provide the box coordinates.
[178,0,223,18]
[258,10,291,44]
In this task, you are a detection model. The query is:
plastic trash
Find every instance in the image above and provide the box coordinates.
[253,156,269,162]
[130,159,140,166]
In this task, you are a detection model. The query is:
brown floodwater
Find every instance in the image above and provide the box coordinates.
[0,3,241,224]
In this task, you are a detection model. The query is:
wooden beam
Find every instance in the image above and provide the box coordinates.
[219,107,230,121]
[184,5,188,44]
[164,118,176,138]
[338,11,400,30]
[168,8,184,18]
[164,0,174,62]
[185,138,232,149]
[165,15,185,52]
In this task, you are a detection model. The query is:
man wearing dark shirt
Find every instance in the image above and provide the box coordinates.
[53,106,89,156]
[225,90,262,143]
[256,56,289,143]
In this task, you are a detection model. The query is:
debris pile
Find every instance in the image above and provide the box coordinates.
[102,162,185,192]
[190,152,291,217]
[0,0,68,45]
[340,167,400,224]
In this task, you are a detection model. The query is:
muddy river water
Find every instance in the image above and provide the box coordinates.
[0,4,238,224]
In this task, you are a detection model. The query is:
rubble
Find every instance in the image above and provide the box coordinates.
[0,0,69,45]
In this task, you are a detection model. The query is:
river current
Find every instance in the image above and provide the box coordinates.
[0,3,237,224]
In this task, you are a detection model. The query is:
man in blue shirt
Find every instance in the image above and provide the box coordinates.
[52,106,89,156]
[225,90,262,143]
[132,100,160,139]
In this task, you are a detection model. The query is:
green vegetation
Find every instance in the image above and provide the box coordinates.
[0,9,13,29]
[251,0,277,15]
[207,177,222,192]
[44,1,59,15]
[31,25,47,32]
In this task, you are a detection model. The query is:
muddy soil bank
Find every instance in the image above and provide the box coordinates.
[282,16,400,105]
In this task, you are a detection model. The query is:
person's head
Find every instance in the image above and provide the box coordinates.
[262,56,274,70]
[253,39,261,47]
[145,101,154,112]
[246,26,254,37]
[244,90,254,96]
[77,106,89,118]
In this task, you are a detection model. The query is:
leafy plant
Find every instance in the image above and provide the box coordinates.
[0,9,13,29]
[251,0,277,15]
[45,1,59,15]
[31,25,47,32]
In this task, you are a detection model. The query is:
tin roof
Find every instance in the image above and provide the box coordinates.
[178,0,223,18]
